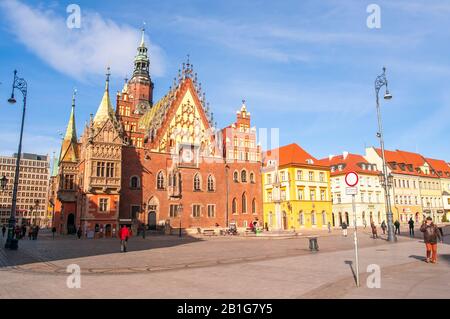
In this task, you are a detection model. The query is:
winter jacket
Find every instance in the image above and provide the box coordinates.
[420,223,441,244]
[341,223,348,230]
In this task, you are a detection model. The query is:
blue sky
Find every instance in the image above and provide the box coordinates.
[0,0,449,161]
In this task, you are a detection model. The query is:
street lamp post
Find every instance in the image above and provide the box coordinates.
[34,199,40,227]
[375,67,395,242]
[4,70,28,250]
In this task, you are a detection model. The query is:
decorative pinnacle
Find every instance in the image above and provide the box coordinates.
[72,88,77,108]
[140,22,146,46]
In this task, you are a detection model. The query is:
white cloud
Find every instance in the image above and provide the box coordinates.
[0,0,166,80]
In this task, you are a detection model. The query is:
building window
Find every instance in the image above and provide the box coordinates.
[96,162,105,177]
[207,205,215,218]
[169,204,179,218]
[99,198,108,212]
[319,172,325,182]
[106,163,114,178]
[194,173,201,191]
[266,174,272,184]
[207,175,215,192]
[157,171,165,190]
[130,176,140,188]
[267,191,272,202]
[241,170,247,183]
[242,193,247,214]
[252,198,256,214]
[322,211,327,225]
[320,189,326,201]
[192,205,201,218]
[64,174,74,190]
[250,172,255,183]
[309,171,314,181]
[233,171,239,182]
[311,211,316,225]
[299,211,304,225]
[232,198,237,214]
[297,189,304,200]
[310,189,315,201]
[297,170,303,180]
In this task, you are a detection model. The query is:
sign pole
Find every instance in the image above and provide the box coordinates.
[345,171,360,288]
[352,193,360,287]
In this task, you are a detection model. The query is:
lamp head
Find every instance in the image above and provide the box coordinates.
[384,89,392,100]
[8,94,17,104]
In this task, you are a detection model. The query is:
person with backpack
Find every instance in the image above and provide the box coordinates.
[420,217,442,263]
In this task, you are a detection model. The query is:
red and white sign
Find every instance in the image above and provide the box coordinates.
[345,171,359,187]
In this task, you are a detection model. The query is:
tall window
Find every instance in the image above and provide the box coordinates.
[192,205,201,218]
[207,175,215,191]
[207,205,215,218]
[232,198,237,214]
[252,198,256,214]
[241,170,247,183]
[322,211,326,225]
[157,171,165,190]
[64,174,74,190]
[311,211,316,225]
[299,211,304,225]
[169,204,179,217]
[242,193,247,213]
[320,189,326,201]
[106,163,115,178]
[233,171,239,182]
[194,173,201,191]
[319,172,325,182]
[250,172,255,183]
[309,171,314,181]
[297,170,303,180]
[99,198,108,212]
[96,162,105,177]
[310,189,315,201]
[297,189,304,200]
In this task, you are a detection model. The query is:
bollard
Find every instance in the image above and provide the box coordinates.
[308,237,319,252]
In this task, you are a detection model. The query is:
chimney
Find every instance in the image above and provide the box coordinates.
[343,151,349,160]
[328,154,334,161]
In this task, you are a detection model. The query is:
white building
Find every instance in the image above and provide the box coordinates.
[320,152,385,227]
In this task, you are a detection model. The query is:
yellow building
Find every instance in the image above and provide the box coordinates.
[262,143,332,230]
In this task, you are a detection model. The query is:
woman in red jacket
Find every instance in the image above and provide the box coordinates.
[420,217,442,263]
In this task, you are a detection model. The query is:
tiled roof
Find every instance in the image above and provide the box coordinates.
[263,143,322,167]
[425,157,450,178]
[319,153,380,176]
[374,148,438,178]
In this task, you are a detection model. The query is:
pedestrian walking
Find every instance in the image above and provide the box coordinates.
[77,227,82,239]
[420,217,442,263]
[1,225,6,238]
[394,220,400,235]
[52,226,56,239]
[118,225,130,253]
[371,221,378,239]
[28,226,33,240]
[363,219,367,229]
[381,220,387,235]
[341,222,348,237]
[14,225,21,239]
[21,224,26,238]
[408,217,415,237]
[327,221,331,233]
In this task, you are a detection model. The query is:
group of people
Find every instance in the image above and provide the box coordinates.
[340,217,443,264]
[2,224,41,240]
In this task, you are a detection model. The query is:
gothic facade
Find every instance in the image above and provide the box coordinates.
[53,30,262,236]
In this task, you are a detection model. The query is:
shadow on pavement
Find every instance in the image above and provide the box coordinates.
[0,230,204,268]
[344,260,357,285]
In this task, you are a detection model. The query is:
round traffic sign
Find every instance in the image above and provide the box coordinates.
[345,171,359,187]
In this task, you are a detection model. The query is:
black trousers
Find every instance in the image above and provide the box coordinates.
[409,227,414,236]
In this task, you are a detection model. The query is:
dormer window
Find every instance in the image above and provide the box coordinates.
[306,159,314,165]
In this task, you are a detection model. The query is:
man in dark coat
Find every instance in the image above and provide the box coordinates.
[408,217,415,237]
[420,217,442,263]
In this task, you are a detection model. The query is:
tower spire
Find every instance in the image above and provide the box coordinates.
[60,88,79,162]
[94,67,115,125]
[140,22,146,47]
[132,24,150,79]
[64,88,77,142]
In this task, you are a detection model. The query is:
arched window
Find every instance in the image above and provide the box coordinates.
[194,173,201,191]
[156,171,165,190]
[241,170,247,183]
[233,171,239,182]
[250,172,255,183]
[207,175,215,192]
[311,211,316,225]
[252,198,256,214]
[322,211,326,225]
[130,176,140,188]
[299,211,304,225]
[232,198,237,214]
[242,193,247,213]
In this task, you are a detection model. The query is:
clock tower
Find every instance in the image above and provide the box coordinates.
[116,26,154,148]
